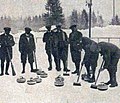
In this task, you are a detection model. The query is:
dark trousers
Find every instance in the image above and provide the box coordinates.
[84,53,99,78]
[58,48,68,70]
[21,52,34,72]
[0,50,12,74]
[107,57,119,84]
[71,50,81,72]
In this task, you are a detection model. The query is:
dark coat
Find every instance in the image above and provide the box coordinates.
[19,33,36,53]
[82,37,99,66]
[98,42,120,69]
[69,31,83,62]
[43,30,59,54]
[0,33,15,59]
[69,31,82,51]
[54,30,69,61]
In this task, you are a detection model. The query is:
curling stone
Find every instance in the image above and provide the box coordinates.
[34,76,42,83]
[39,71,48,78]
[17,76,26,83]
[54,75,64,87]
[55,75,64,81]
[97,82,108,91]
[27,77,36,85]
[54,80,64,87]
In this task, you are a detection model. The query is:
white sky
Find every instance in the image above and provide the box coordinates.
[0,0,120,20]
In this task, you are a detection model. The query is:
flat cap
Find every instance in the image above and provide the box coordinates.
[4,27,11,31]
[25,27,32,31]
[69,24,77,29]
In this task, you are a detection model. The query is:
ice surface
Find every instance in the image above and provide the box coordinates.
[0,26,120,103]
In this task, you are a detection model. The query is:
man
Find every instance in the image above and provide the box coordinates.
[69,25,82,75]
[98,42,120,87]
[54,23,70,72]
[81,37,99,83]
[0,27,15,76]
[43,25,53,71]
[19,27,36,73]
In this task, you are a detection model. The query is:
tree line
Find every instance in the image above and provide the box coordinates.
[0,0,119,33]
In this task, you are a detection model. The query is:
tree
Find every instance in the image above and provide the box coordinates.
[45,0,65,25]
[70,10,78,26]
[80,9,88,29]
[97,15,104,27]
[91,11,97,27]
[111,15,120,25]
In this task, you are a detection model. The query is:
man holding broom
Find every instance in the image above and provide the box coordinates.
[0,27,15,76]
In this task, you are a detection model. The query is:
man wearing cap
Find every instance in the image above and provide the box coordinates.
[0,27,15,76]
[69,24,83,75]
[98,42,120,87]
[81,37,99,83]
[43,25,53,70]
[19,27,36,73]
[54,23,70,72]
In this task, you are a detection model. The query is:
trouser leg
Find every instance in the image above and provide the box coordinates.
[53,50,61,71]
[30,62,34,72]
[22,63,26,73]
[72,61,80,75]
[5,61,10,75]
[84,62,91,77]
[47,53,52,70]
[0,61,4,75]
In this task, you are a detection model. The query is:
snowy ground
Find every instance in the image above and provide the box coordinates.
[0,25,120,103]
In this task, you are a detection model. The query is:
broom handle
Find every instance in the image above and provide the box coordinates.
[33,51,38,69]
[77,64,83,82]
[94,60,105,85]
[5,41,16,76]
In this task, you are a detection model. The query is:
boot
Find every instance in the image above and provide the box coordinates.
[22,63,26,73]
[0,62,4,76]
[30,63,35,72]
[72,70,78,74]
[48,57,52,71]
[55,58,61,71]
[87,74,95,83]
[109,82,118,87]
[48,61,52,71]
[64,68,70,72]
[5,62,10,75]
[105,80,111,85]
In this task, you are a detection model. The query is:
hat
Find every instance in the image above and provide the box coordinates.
[25,27,32,31]
[4,27,11,31]
[69,24,77,29]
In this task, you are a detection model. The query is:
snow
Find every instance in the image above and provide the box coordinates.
[0,25,120,103]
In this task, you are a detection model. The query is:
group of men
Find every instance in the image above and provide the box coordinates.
[43,24,120,87]
[0,27,37,76]
[0,24,119,88]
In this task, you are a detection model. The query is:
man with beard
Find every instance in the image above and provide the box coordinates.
[54,23,70,72]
